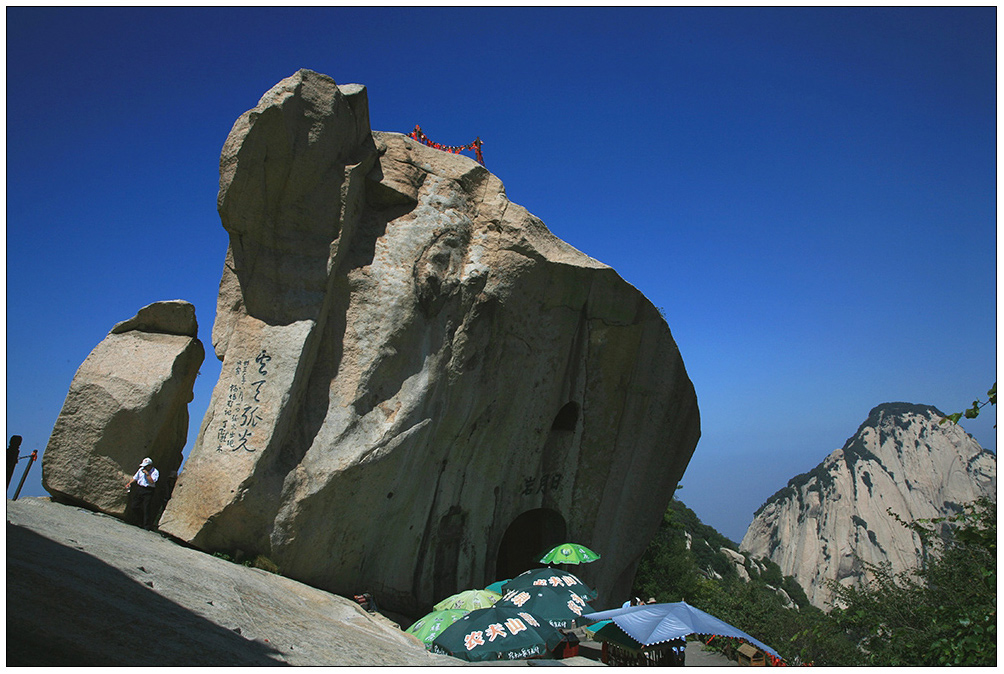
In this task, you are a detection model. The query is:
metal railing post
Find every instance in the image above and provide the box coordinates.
[12,450,38,500]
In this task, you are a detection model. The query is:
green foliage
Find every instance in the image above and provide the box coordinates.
[633,498,741,597]
[940,382,996,425]
[662,499,740,582]
[829,498,996,666]
[632,498,854,664]
[780,574,810,609]
[633,496,996,665]
[212,550,281,575]
[666,498,738,551]
[756,557,784,587]
[696,575,859,665]
[632,502,702,602]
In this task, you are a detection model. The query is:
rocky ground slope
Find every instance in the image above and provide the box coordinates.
[8,497,733,666]
[7,497,463,666]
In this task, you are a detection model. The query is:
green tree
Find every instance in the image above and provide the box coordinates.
[829,498,996,666]
[780,574,810,609]
[633,502,702,602]
[691,574,858,665]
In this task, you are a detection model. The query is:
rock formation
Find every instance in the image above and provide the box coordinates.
[159,69,700,617]
[740,402,996,608]
[41,300,205,518]
[720,547,751,582]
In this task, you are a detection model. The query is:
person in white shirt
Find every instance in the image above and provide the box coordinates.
[126,457,160,530]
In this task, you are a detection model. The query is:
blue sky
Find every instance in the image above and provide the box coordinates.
[6,7,996,542]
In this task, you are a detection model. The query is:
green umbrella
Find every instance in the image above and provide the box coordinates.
[434,588,501,612]
[540,543,601,565]
[501,568,598,602]
[496,584,594,629]
[485,579,509,594]
[430,605,565,662]
[406,609,468,648]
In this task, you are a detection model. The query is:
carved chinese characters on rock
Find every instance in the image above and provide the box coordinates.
[217,349,271,453]
[521,472,563,496]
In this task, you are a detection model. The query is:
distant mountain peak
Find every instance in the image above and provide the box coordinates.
[865,401,944,418]
[853,402,945,438]
[741,402,996,609]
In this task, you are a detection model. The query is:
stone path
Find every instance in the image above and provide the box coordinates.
[684,639,738,666]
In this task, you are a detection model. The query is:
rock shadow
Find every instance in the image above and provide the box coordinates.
[6,523,289,666]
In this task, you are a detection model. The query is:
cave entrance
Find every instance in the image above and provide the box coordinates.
[551,401,579,432]
[495,508,567,582]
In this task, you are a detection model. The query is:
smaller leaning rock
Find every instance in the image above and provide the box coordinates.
[42,300,205,519]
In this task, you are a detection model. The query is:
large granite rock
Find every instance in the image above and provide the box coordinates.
[740,402,996,608]
[160,69,700,617]
[41,300,205,517]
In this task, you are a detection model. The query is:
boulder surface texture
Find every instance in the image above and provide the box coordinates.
[7,498,460,666]
[741,402,996,608]
[160,69,700,617]
[42,300,205,517]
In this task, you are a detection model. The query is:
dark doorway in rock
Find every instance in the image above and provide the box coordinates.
[551,401,579,432]
[495,508,567,582]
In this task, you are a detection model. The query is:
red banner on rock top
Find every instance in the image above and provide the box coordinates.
[408,125,485,165]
